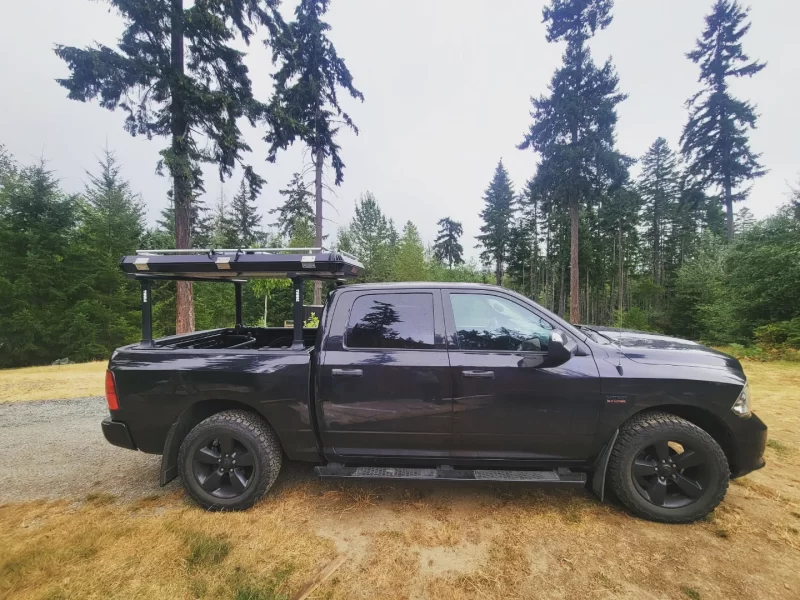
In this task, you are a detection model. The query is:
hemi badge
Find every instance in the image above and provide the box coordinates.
[301,255,315,269]
[606,395,628,404]
[134,257,150,271]
[216,256,231,269]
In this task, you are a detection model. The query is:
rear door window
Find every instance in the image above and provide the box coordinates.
[346,293,435,350]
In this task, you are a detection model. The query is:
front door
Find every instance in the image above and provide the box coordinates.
[318,289,453,459]
[443,290,602,463]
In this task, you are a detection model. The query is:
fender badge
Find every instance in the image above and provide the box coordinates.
[606,395,628,404]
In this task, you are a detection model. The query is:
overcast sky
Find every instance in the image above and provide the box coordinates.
[1,0,797,259]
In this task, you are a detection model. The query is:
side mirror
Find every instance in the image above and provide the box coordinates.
[546,329,577,367]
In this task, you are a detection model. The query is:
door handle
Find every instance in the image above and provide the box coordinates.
[462,370,495,379]
[332,368,363,377]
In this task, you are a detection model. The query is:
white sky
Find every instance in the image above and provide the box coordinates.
[1,0,797,260]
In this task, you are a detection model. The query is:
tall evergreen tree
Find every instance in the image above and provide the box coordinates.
[265,0,364,304]
[519,0,627,322]
[734,206,756,235]
[210,189,238,248]
[639,138,680,285]
[342,192,394,282]
[477,160,515,285]
[55,0,283,333]
[230,178,263,247]
[269,172,314,239]
[394,221,426,281]
[433,217,464,268]
[0,162,78,367]
[70,149,145,359]
[680,0,766,241]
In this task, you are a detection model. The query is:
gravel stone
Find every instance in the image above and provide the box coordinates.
[0,397,178,503]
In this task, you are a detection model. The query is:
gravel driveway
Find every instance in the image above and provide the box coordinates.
[0,397,177,503]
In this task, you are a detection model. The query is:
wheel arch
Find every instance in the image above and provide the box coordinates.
[642,404,736,470]
[159,399,272,486]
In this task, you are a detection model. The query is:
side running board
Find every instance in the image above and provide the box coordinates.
[314,465,586,487]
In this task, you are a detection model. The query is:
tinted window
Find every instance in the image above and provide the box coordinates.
[450,294,552,352]
[346,293,435,349]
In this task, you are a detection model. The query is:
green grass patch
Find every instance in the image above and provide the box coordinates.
[231,565,295,600]
[682,586,702,600]
[767,438,792,457]
[185,531,231,569]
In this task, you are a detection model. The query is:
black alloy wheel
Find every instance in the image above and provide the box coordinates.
[192,434,255,499]
[631,440,708,508]
[178,410,283,511]
[608,411,729,523]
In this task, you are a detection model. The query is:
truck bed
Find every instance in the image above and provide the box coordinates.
[151,327,319,350]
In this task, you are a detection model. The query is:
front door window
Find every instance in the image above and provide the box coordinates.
[450,294,552,352]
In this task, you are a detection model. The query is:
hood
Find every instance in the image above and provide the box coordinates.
[584,326,743,371]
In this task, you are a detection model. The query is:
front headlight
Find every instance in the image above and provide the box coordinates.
[731,381,751,417]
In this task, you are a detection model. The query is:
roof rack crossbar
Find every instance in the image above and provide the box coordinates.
[136,247,329,256]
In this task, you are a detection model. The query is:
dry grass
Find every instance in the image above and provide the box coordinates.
[2,361,800,599]
[0,361,106,403]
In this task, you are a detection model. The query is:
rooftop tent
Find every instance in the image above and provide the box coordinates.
[120,248,364,350]
[121,247,364,280]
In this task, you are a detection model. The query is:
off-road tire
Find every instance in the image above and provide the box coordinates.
[608,411,729,523]
[178,410,282,511]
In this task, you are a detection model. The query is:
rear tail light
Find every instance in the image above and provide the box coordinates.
[105,370,119,411]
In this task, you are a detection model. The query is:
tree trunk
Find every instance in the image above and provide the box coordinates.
[618,219,624,312]
[559,261,566,317]
[569,199,580,323]
[313,147,324,305]
[724,176,734,242]
[495,257,502,286]
[170,0,194,334]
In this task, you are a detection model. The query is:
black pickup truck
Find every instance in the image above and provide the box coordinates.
[102,248,767,523]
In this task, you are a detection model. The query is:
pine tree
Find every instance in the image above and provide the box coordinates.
[266,0,364,304]
[734,206,756,235]
[55,0,283,333]
[270,173,314,239]
[153,192,212,248]
[395,221,426,281]
[0,161,78,366]
[345,192,393,281]
[230,178,263,247]
[477,160,515,285]
[210,189,238,248]
[433,217,464,268]
[680,0,766,241]
[506,182,545,298]
[639,138,680,285]
[519,0,628,322]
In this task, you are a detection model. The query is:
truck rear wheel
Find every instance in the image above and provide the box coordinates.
[608,411,729,523]
[177,410,282,511]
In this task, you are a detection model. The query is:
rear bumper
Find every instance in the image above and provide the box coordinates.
[101,418,137,451]
[728,412,767,478]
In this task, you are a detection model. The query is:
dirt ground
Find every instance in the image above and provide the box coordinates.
[1,361,799,600]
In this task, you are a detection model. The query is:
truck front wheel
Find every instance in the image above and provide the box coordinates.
[177,410,282,511]
[608,411,729,523]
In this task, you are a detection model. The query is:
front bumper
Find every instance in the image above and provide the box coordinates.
[101,418,137,451]
[727,412,767,478]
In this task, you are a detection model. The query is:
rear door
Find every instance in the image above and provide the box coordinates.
[317,288,453,459]
[443,290,602,463]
